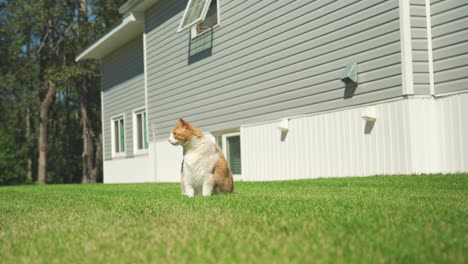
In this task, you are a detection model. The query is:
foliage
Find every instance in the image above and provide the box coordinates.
[0,174,466,262]
[0,119,28,185]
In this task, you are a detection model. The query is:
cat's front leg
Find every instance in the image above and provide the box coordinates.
[202,177,215,197]
[184,183,195,198]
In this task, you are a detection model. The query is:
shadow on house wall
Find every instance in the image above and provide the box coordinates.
[101,36,144,91]
[188,29,214,65]
[144,0,214,65]
[145,0,185,34]
[344,82,358,99]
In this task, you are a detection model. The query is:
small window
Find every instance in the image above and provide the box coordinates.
[133,110,148,153]
[222,132,242,178]
[178,0,219,33]
[191,0,219,37]
[112,115,125,157]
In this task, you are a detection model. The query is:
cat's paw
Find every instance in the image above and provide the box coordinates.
[184,188,195,198]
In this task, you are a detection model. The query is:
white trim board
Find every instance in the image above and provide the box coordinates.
[132,108,149,156]
[425,0,435,95]
[399,0,414,95]
[222,132,242,181]
[110,113,127,158]
[100,60,106,161]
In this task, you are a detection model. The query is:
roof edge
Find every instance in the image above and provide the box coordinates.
[75,12,144,62]
[119,0,144,14]
[119,0,160,15]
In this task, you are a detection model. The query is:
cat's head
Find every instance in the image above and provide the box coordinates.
[168,118,203,146]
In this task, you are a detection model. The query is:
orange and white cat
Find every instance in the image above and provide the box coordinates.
[168,119,234,197]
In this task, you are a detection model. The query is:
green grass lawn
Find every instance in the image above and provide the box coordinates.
[0,174,466,263]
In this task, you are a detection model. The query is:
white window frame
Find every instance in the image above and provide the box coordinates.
[111,114,126,158]
[178,0,219,33]
[190,0,221,39]
[221,132,242,180]
[132,108,149,155]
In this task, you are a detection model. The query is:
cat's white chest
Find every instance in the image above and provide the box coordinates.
[183,138,219,189]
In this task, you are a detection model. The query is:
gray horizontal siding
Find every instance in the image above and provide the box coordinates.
[102,36,145,160]
[431,0,468,94]
[145,0,402,137]
[410,0,430,94]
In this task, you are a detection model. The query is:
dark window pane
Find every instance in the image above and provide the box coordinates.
[137,113,143,150]
[200,0,217,29]
[227,135,241,175]
[120,119,125,152]
[143,112,148,149]
[114,120,119,153]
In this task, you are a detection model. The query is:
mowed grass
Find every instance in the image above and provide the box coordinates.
[0,175,466,263]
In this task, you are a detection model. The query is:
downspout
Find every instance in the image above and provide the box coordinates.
[100,59,106,181]
[143,28,156,182]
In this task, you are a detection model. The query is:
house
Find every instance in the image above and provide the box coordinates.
[76,0,468,183]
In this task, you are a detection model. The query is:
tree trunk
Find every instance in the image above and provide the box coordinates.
[78,0,87,16]
[80,77,97,183]
[37,82,56,184]
[95,133,103,182]
[26,107,33,183]
[26,26,33,183]
[77,0,99,184]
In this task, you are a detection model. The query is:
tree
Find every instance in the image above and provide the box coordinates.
[0,0,125,185]
[76,0,98,183]
[35,1,76,184]
[0,0,33,184]
[74,0,124,183]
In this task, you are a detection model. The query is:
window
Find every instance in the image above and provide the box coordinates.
[178,0,220,34]
[111,115,125,157]
[133,109,148,154]
[222,132,242,178]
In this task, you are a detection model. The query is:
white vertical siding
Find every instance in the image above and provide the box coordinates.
[435,93,468,172]
[406,94,468,173]
[242,100,410,181]
[404,97,439,173]
[103,155,152,183]
[241,94,468,181]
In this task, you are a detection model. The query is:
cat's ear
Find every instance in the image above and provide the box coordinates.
[178,118,189,130]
